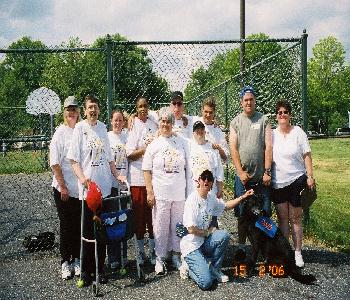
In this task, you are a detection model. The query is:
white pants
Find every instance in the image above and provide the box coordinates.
[152,200,185,258]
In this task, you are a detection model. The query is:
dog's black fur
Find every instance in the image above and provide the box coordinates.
[241,195,316,285]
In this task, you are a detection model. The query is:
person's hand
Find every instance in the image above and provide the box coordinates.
[117,175,127,183]
[262,173,271,186]
[239,171,251,185]
[147,192,155,208]
[212,143,221,151]
[182,116,188,127]
[60,185,70,201]
[307,176,315,190]
[208,227,217,235]
[216,190,223,199]
[81,177,91,189]
[243,189,254,199]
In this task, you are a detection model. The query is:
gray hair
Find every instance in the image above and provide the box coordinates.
[158,107,175,125]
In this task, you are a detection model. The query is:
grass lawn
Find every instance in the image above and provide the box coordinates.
[0,149,49,174]
[306,137,350,253]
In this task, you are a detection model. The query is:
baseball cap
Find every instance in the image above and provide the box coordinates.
[64,96,79,108]
[170,91,183,102]
[86,182,102,213]
[193,120,205,132]
[239,86,256,98]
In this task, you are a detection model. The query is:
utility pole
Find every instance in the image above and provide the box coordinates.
[240,0,245,87]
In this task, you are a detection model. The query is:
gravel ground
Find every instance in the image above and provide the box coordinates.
[1,173,349,300]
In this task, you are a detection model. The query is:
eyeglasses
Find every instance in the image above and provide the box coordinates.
[172,101,183,107]
[277,110,289,116]
[66,107,78,112]
[200,175,214,182]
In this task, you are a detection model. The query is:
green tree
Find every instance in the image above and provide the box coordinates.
[308,36,350,134]
[0,37,47,138]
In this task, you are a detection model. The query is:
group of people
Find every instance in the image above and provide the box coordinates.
[50,86,315,290]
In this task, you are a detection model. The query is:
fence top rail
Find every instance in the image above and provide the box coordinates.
[113,37,302,46]
[0,47,104,54]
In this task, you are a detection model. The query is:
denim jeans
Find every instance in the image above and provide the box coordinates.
[184,230,230,290]
[233,175,272,217]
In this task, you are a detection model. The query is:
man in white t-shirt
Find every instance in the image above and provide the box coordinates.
[180,169,253,290]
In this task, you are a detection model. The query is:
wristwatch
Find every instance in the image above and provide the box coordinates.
[264,168,271,176]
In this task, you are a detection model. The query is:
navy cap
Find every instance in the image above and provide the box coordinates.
[193,120,205,132]
[240,86,256,98]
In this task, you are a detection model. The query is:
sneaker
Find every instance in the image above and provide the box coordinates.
[210,265,229,283]
[295,251,305,268]
[110,261,119,271]
[137,252,146,265]
[155,257,167,275]
[61,261,72,280]
[72,258,81,276]
[179,259,189,279]
[172,254,182,270]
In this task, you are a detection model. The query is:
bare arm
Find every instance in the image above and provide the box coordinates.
[143,170,155,207]
[51,164,69,201]
[70,160,90,188]
[127,148,147,161]
[262,123,272,186]
[212,143,227,161]
[224,189,254,211]
[229,128,251,184]
[304,152,315,189]
[187,226,210,237]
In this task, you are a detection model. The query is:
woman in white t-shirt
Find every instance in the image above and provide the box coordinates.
[107,110,129,270]
[180,169,253,290]
[126,96,158,265]
[143,109,188,275]
[50,96,81,280]
[271,100,316,268]
[67,95,121,286]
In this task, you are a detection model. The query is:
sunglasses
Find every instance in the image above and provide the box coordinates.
[66,106,78,112]
[172,101,183,107]
[277,110,289,116]
[200,175,214,182]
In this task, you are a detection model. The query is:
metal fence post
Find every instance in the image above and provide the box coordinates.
[106,34,113,129]
[301,29,308,132]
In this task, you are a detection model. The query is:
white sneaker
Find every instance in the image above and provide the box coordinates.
[72,258,81,276]
[179,259,189,279]
[210,265,229,283]
[295,251,305,268]
[61,261,72,280]
[155,257,166,275]
[172,254,182,270]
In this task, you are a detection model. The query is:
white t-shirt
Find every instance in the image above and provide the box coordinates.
[50,124,79,198]
[108,129,128,188]
[126,117,158,186]
[142,135,187,201]
[186,139,224,196]
[192,116,230,162]
[173,115,193,139]
[180,190,226,257]
[67,120,113,199]
[272,126,311,189]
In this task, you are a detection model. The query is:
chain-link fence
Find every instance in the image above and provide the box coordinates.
[0,34,307,255]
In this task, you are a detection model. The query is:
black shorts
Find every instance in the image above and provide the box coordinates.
[272,174,307,207]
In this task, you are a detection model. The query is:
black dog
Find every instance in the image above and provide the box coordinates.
[241,195,316,285]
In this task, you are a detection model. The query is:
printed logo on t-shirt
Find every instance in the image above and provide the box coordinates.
[251,123,260,130]
[112,143,127,170]
[87,136,106,167]
[191,151,212,180]
[163,147,183,173]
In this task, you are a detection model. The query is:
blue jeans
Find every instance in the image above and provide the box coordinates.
[184,230,230,290]
[233,175,272,217]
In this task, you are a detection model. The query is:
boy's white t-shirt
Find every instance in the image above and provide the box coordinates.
[142,135,187,201]
[186,139,224,196]
[50,124,79,198]
[180,190,226,257]
[108,128,128,188]
[192,116,230,162]
[67,119,113,199]
[272,126,311,189]
[125,117,158,186]
[173,115,193,139]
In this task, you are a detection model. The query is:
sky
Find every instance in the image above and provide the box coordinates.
[0,0,349,60]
